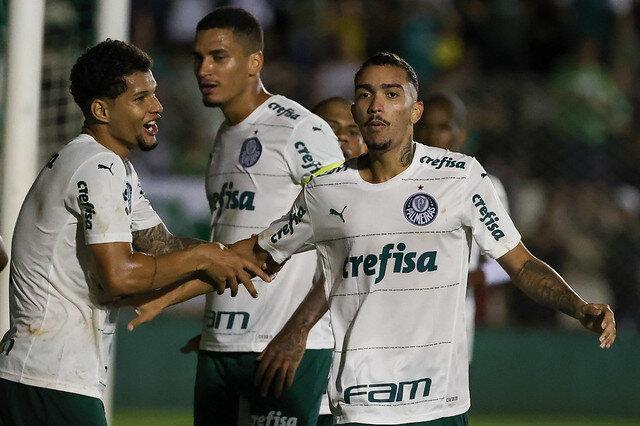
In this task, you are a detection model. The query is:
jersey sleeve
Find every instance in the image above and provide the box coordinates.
[258,187,315,264]
[461,159,521,259]
[65,153,133,245]
[129,167,163,232]
[284,116,344,185]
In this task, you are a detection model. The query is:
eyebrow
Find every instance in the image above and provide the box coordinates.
[192,48,228,57]
[355,83,405,92]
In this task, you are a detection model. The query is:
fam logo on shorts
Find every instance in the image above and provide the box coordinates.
[403,192,438,226]
[239,137,262,167]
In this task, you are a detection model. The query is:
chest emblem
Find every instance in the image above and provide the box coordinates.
[403,192,438,226]
[239,137,262,167]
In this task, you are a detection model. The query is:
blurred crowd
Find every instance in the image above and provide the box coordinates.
[3,0,640,332]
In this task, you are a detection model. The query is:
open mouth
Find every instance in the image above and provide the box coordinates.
[143,119,159,136]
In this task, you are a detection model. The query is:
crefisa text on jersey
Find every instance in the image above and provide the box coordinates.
[77,181,96,230]
[342,242,438,284]
[472,193,505,240]
[420,155,466,169]
[268,101,300,120]
[251,411,298,426]
[208,181,256,214]
[270,205,307,243]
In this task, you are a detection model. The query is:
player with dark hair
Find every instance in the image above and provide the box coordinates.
[313,97,367,160]
[124,7,344,425]
[224,51,616,425]
[0,39,268,426]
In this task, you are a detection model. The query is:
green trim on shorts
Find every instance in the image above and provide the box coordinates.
[195,349,332,426]
[0,377,107,426]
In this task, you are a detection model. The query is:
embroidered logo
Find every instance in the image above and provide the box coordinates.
[239,137,262,167]
[403,192,438,226]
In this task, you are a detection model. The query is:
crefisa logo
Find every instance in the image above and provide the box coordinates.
[239,137,262,167]
[404,192,438,226]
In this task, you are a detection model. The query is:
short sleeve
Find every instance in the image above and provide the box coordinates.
[129,166,163,232]
[258,188,315,264]
[65,153,132,245]
[284,116,344,185]
[460,159,521,259]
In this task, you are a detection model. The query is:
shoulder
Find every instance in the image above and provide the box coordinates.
[415,144,474,173]
[257,95,326,133]
[54,135,124,179]
[305,158,356,188]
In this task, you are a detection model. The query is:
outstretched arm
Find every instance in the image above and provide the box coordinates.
[498,242,616,348]
[121,235,277,330]
[131,222,203,254]
[254,273,329,397]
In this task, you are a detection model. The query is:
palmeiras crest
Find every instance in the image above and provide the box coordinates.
[239,137,262,167]
[403,192,438,226]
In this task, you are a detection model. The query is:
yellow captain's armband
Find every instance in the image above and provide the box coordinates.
[301,160,345,186]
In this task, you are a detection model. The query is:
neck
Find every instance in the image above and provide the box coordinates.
[360,135,415,183]
[221,79,272,126]
[82,125,130,159]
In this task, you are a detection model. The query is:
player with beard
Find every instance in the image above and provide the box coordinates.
[227,52,616,425]
[0,39,268,426]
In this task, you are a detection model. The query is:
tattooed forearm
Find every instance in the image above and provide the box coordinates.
[399,141,415,167]
[512,258,584,318]
[132,223,203,255]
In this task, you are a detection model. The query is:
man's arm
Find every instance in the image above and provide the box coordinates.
[498,242,616,348]
[121,235,275,330]
[91,236,269,299]
[254,273,329,397]
[131,223,203,254]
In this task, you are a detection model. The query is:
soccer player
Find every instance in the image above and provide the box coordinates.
[0,236,7,272]
[190,7,342,425]
[0,40,268,426]
[313,97,367,160]
[416,92,511,360]
[237,52,616,425]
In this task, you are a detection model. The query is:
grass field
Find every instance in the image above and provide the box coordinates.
[112,409,640,425]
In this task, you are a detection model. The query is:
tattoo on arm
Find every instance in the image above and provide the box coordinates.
[132,223,203,255]
[512,258,583,318]
[399,141,415,167]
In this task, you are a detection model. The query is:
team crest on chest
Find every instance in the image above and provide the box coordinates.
[403,192,438,226]
[239,137,262,167]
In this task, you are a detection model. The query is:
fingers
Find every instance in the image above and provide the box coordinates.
[228,275,239,297]
[598,308,616,349]
[238,269,258,299]
[244,260,272,283]
[273,361,290,398]
[260,362,279,397]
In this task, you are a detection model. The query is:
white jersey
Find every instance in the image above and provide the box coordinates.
[258,143,521,424]
[0,134,161,399]
[201,95,343,352]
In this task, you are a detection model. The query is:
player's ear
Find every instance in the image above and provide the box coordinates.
[248,51,263,77]
[410,101,424,125]
[90,99,110,124]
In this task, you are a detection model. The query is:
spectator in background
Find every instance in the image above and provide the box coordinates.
[313,97,367,160]
[416,92,511,358]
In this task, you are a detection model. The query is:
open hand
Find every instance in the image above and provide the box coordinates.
[254,328,308,397]
[577,303,616,349]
